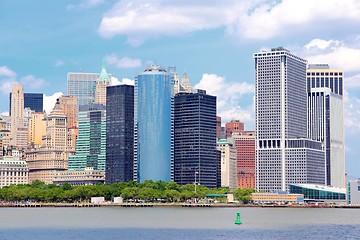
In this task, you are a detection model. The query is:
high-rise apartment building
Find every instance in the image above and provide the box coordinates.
[174,90,217,188]
[134,65,174,182]
[225,120,244,138]
[232,131,256,189]
[68,104,106,171]
[216,139,237,189]
[9,93,43,115]
[106,85,134,184]
[95,62,111,105]
[254,47,325,192]
[307,64,345,188]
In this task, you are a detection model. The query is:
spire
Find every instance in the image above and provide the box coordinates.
[97,60,111,83]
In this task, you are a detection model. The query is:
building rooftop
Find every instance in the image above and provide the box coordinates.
[290,183,346,194]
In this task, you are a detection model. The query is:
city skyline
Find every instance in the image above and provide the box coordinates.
[0,0,359,177]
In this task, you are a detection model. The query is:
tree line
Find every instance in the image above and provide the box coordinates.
[0,180,254,203]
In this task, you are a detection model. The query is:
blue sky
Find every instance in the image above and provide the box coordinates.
[0,0,360,178]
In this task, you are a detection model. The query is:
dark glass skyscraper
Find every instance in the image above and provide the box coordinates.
[134,65,174,182]
[105,85,134,184]
[174,90,217,188]
[9,93,43,115]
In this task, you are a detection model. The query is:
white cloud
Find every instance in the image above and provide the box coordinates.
[346,74,360,88]
[55,60,64,67]
[105,54,141,68]
[0,66,16,78]
[43,92,63,114]
[344,91,360,134]
[20,75,46,90]
[111,76,134,86]
[304,39,341,51]
[98,0,360,45]
[194,73,254,127]
[67,0,104,10]
[1,112,9,117]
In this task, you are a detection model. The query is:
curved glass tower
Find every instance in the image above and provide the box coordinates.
[134,65,174,182]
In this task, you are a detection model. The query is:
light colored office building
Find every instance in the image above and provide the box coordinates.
[28,112,47,146]
[347,180,360,205]
[0,150,29,188]
[53,167,105,186]
[254,47,325,192]
[307,64,345,188]
[95,62,111,106]
[216,139,237,189]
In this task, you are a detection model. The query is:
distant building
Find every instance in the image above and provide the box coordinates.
[58,95,78,150]
[0,150,29,188]
[290,183,346,204]
[28,112,47,146]
[216,139,237,189]
[307,64,345,188]
[53,167,105,186]
[174,90,217,188]
[106,85,134,184]
[232,131,256,189]
[347,180,360,205]
[254,47,325,192]
[225,120,244,138]
[68,104,106,171]
[95,62,111,106]
[134,65,173,182]
[216,116,222,139]
[251,193,304,204]
[9,92,43,115]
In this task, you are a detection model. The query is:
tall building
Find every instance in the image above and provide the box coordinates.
[10,83,24,146]
[67,67,111,107]
[216,139,237,189]
[232,131,256,189]
[174,90,217,188]
[180,72,192,93]
[28,112,47,146]
[134,65,174,182]
[68,104,106,171]
[95,62,111,105]
[307,64,345,188]
[216,116,222,139]
[254,47,325,192]
[9,93,43,115]
[225,120,244,138]
[106,85,134,184]
[59,95,78,150]
[26,99,74,183]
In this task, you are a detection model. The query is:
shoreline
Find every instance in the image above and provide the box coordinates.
[1,202,359,209]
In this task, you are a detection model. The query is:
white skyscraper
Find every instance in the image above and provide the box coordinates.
[307,64,345,188]
[254,47,325,192]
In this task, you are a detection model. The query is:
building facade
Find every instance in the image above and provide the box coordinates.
[134,65,174,182]
[225,120,244,138]
[10,92,43,115]
[68,104,106,171]
[174,90,217,188]
[95,62,111,106]
[0,150,29,188]
[216,139,237,189]
[53,167,105,186]
[106,85,134,184]
[28,112,47,146]
[254,47,325,192]
[306,64,345,188]
[232,131,256,189]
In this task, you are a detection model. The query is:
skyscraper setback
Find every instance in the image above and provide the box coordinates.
[254,47,325,192]
[134,65,174,182]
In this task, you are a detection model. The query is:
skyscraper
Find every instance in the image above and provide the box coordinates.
[59,95,78,150]
[106,85,134,184]
[68,104,106,171]
[174,90,217,188]
[9,93,43,115]
[254,47,325,192]
[95,62,111,106]
[307,64,345,188]
[134,65,173,182]
[216,139,237,189]
[28,112,47,146]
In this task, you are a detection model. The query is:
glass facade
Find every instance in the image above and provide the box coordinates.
[290,184,345,200]
[174,91,217,188]
[9,93,43,115]
[105,85,134,184]
[134,65,173,182]
[68,104,106,171]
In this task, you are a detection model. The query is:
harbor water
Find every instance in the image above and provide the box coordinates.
[0,207,359,239]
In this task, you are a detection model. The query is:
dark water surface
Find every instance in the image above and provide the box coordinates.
[0,207,359,239]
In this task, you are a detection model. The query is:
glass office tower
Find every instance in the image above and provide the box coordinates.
[106,85,134,184]
[134,65,174,182]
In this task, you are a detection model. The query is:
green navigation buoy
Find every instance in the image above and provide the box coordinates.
[234,212,242,225]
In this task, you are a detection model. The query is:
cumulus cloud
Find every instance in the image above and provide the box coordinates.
[105,54,141,68]
[194,73,254,127]
[55,60,64,67]
[111,76,134,86]
[0,66,17,78]
[0,66,17,96]
[43,92,63,114]
[344,91,360,134]
[67,0,104,10]
[346,74,360,88]
[98,0,360,45]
